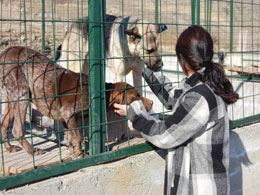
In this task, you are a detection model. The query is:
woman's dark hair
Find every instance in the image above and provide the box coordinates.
[176,25,239,104]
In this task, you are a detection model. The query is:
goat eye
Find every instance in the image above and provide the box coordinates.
[135,34,141,40]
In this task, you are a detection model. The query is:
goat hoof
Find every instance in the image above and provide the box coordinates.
[120,134,126,140]
[5,145,22,153]
[34,148,44,155]
[70,151,84,159]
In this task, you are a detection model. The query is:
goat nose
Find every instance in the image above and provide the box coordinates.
[152,59,163,71]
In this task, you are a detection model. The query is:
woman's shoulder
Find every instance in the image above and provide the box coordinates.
[185,83,218,110]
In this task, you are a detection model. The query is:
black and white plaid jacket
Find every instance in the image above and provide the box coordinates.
[128,68,230,195]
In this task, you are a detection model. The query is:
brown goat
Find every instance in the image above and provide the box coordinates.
[0,46,153,158]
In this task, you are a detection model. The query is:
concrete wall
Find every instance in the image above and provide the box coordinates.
[2,122,260,195]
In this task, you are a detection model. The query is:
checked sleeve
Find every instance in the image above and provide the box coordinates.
[142,68,184,110]
[127,90,210,149]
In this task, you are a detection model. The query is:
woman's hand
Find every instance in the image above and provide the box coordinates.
[113,103,129,117]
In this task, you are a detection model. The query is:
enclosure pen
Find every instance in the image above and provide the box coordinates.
[0,0,260,190]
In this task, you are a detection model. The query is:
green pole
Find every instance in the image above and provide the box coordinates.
[230,0,233,52]
[209,0,212,33]
[207,0,209,30]
[101,0,107,152]
[155,0,158,24]
[88,0,106,155]
[41,0,45,55]
[191,0,196,25]
[191,0,200,25]
[196,0,200,25]
[206,0,211,32]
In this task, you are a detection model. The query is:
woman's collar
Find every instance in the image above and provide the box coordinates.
[185,71,202,87]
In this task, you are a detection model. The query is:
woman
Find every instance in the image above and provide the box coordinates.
[113,25,239,195]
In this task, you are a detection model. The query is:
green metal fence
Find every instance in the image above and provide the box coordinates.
[0,0,260,190]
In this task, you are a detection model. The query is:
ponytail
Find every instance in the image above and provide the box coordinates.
[201,61,239,105]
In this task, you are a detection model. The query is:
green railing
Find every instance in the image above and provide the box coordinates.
[0,0,260,190]
[88,0,107,156]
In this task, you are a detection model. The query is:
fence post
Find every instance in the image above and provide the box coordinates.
[41,0,45,55]
[191,0,196,25]
[230,0,233,52]
[191,0,200,25]
[196,0,200,25]
[99,0,107,153]
[155,0,158,24]
[88,0,106,155]
[207,0,212,33]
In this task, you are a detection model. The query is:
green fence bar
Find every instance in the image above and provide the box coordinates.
[230,0,233,52]
[230,114,260,129]
[196,0,200,25]
[191,0,196,25]
[191,0,200,25]
[41,0,45,55]
[88,0,106,156]
[101,0,107,153]
[155,0,159,24]
[207,0,212,33]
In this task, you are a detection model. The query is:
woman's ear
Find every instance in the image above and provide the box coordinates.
[178,54,191,76]
[178,53,186,74]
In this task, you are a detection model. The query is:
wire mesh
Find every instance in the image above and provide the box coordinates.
[0,0,259,189]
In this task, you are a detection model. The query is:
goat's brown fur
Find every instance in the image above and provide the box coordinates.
[0,46,153,158]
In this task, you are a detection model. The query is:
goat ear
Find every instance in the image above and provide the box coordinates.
[140,97,153,112]
[157,24,167,33]
[110,89,125,105]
